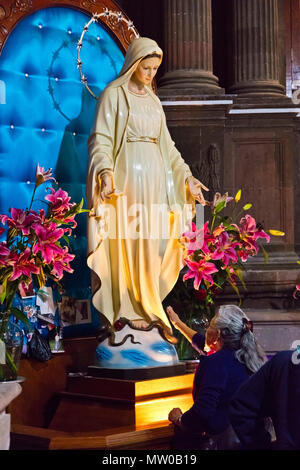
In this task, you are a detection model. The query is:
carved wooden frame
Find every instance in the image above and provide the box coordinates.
[0,0,137,54]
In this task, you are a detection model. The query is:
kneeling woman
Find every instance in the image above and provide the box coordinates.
[167,304,266,450]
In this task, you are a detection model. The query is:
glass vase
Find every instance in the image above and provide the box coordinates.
[0,319,23,382]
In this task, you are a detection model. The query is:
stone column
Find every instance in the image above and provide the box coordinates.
[228,0,285,96]
[158,0,222,94]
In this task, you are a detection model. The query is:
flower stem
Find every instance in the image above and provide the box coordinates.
[28,185,37,211]
[211,214,216,231]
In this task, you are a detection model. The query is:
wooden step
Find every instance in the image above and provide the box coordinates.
[49,373,194,432]
[11,422,175,450]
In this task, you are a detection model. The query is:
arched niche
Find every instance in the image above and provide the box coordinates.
[0,0,136,52]
[0,0,137,337]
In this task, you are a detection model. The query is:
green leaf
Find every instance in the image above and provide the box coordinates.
[260,244,269,263]
[213,281,223,290]
[10,307,30,326]
[32,272,44,289]
[222,222,237,231]
[0,267,12,281]
[0,277,7,304]
[235,268,247,290]
[0,270,14,304]
[38,267,45,288]
[5,349,17,374]
[62,235,70,246]
[228,278,242,304]
[63,198,85,219]
[7,227,17,242]
[49,218,65,225]
[214,200,227,214]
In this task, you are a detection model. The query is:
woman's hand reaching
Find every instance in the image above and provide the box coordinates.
[187,176,209,206]
[166,305,181,329]
[168,407,183,426]
[166,305,198,344]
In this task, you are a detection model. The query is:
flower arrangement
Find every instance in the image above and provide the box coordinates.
[0,165,86,380]
[169,190,284,360]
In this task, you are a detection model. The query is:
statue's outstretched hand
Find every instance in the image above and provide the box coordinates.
[100,172,115,202]
[90,172,115,214]
[187,176,209,206]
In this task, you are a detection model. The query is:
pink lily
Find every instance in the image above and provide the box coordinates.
[32,222,65,263]
[182,222,212,253]
[50,248,75,280]
[234,215,270,258]
[0,243,10,256]
[63,222,78,237]
[35,164,56,187]
[45,188,74,218]
[240,215,270,242]
[9,247,40,281]
[210,192,233,210]
[198,238,223,263]
[39,209,45,220]
[214,231,241,267]
[237,248,251,262]
[0,208,41,236]
[182,222,200,240]
[0,243,10,265]
[183,258,218,289]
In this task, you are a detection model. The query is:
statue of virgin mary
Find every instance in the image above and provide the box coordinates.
[87,37,207,368]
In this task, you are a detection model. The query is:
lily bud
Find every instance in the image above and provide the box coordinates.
[35,164,56,187]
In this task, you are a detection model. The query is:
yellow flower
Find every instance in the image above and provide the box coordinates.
[243,203,252,210]
[235,189,241,203]
[269,229,285,236]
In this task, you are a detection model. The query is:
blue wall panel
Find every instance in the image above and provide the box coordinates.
[0,7,124,336]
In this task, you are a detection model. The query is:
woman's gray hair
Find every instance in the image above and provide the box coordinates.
[211,304,266,373]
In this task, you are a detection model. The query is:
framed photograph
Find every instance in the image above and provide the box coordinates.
[74,299,91,324]
[58,296,91,326]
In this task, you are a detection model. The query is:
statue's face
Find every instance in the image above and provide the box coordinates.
[134,57,161,85]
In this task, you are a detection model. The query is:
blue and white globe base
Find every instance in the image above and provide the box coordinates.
[95,324,179,369]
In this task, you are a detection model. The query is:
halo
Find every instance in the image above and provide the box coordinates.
[77,8,139,99]
[47,38,74,122]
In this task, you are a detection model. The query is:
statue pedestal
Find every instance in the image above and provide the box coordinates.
[49,369,194,432]
[87,362,185,380]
